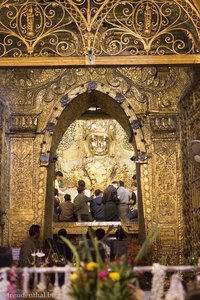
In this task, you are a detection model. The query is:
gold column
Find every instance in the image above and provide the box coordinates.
[148,115,184,264]
[6,113,46,246]
[8,137,35,245]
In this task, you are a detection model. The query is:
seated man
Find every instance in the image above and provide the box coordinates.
[19,224,40,267]
[90,189,105,221]
[79,229,106,263]
[58,194,75,222]
[110,227,129,261]
[73,186,92,221]
[54,229,73,263]
[95,228,110,259]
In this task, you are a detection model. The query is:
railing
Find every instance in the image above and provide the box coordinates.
[0,264,199,299]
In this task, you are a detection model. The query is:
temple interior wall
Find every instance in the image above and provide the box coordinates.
[0,66,198,264]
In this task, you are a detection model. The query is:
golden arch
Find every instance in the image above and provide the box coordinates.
[43,88,146,239]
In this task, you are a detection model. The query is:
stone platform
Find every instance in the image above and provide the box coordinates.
[52,221,139,235]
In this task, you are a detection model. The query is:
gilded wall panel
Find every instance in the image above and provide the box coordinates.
[0,69,66,112]
[153,141,177,223]
[181,81,200,256]
[10,138,34,210]
[157,227,179,264]
[150,119,184,263]
[9,220,33,247]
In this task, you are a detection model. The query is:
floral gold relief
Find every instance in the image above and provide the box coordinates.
[0,0,199,67]
[10,138,34,210]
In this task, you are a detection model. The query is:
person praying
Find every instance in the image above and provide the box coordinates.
[19,224,41,267]
[54,171,67,199]
[58,194,75,222]
[90,189,105,221]
[73,186,93,221]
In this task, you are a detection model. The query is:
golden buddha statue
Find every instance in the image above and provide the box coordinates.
[56,120,135,194]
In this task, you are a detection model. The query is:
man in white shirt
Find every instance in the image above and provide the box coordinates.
[54,171,67,200]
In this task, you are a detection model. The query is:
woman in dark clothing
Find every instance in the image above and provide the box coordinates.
[102,181,119,221]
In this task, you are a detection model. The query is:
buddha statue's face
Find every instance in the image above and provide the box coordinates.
[88,133,110,156]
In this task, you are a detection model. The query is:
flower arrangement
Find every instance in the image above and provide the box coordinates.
[61,226,158,300]
[69,260,137,300]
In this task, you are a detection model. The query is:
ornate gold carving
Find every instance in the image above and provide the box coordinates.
[0,0,199,59]
[151,138,184,263]
[56,120,135,191]
[150,116,177,132]
[157,227,179,264]
[0,65,193,265]
[181,80,200,257]
[158,196,175,217]
[10,138,34,209]
[10,115,38,132]
[25,5,37,39]
[144,3,152,37]
[0,67,192,118]
[32,67,186,116]
[9,220,33,247]
[35,166,47,225]
[153,140,177,223]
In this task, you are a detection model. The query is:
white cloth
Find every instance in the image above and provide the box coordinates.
[165,274,185,300]
[74,189,91,198]
[54,179,67,197]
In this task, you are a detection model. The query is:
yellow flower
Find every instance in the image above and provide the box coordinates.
[70,273,78,281]
[109,272,120,281]
[86,262,98,271]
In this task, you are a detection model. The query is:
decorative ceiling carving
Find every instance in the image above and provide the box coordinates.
[0,0,199,59]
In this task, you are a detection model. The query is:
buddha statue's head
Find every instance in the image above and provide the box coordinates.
[87,132,111,156]
[83,120,115,157]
